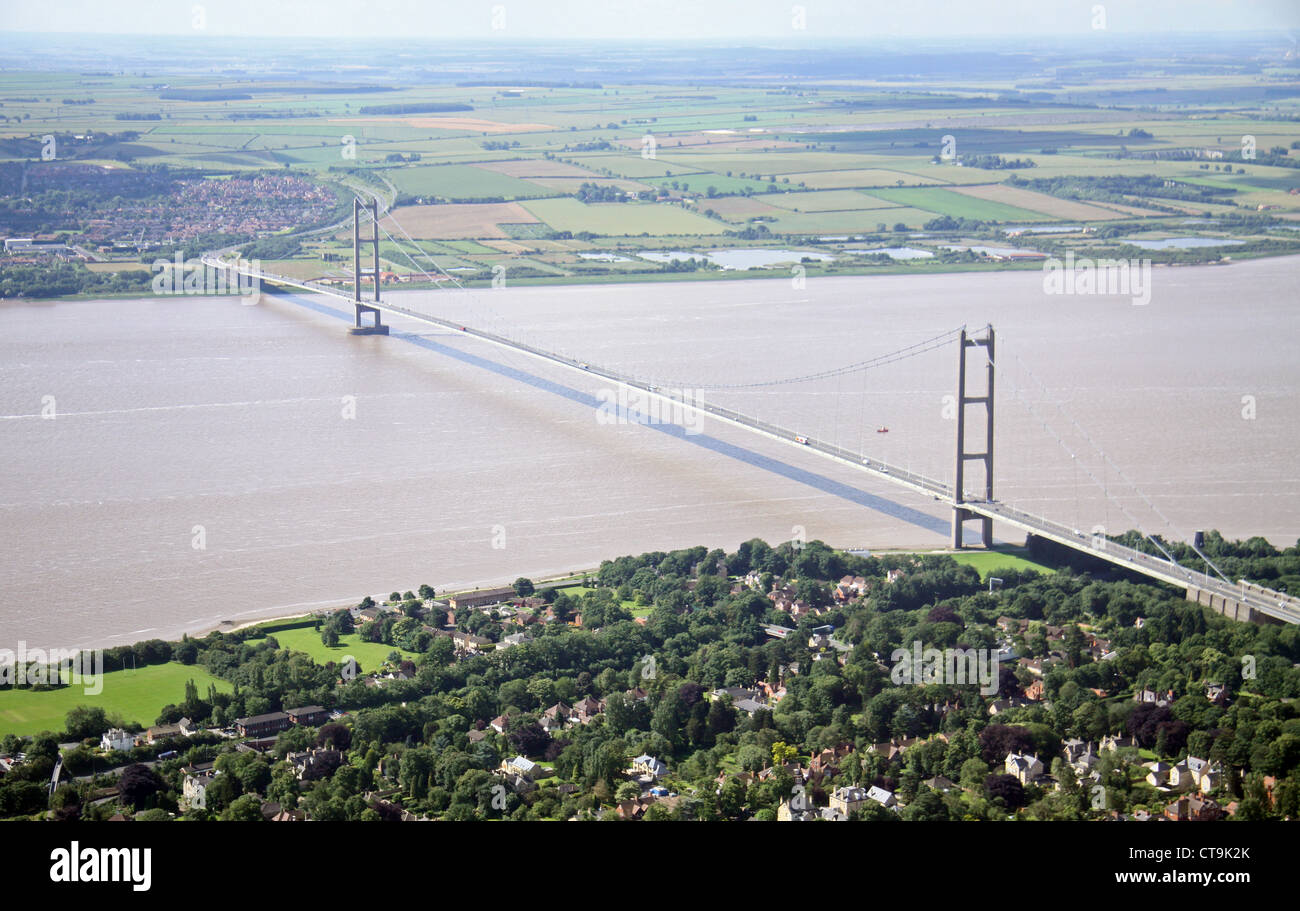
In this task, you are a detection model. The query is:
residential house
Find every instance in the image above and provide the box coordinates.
[829,785,870,816]
[501,755,539,780]
[1100,734,1136,753]
[1205,682,1231,706]
[1006,752,1044,785]
[451,631,492,653]
[288,748,343,781]
[923,775,959,793]
[181,763,218,810]
[146,717,197,742]
[865,785,898,808]
[285,705,329,726]
[233,712,291,738]
[447,587,516,611]
[834,575,868,603]
[630,754,667,782]
[100,728,136,752]
[1134,688,1172,707]
[497,632,531,650]
[542,702,573,723]
[1164,794,1224,821]
[1144,761,1173,789]
[571,696,604,724]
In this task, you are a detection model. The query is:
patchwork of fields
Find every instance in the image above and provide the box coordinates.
[3,66,1298,287]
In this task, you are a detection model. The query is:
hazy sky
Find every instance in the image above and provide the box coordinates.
[2,0,1298,39]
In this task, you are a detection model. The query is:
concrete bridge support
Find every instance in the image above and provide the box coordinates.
[952,325,994,548]
[1187,585,1284,626]
[349,197,388,336]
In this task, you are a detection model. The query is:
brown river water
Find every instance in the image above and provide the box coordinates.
[1,254,1296,649]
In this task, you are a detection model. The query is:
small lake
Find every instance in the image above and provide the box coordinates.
[845,247,934,260]
[579,252,633,262]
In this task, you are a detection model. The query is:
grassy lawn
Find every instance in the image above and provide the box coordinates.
[248,625,419,669]
[561,585,645,616]
[887,547,1056,580]
[0,663,234,737]
[945,549,1057,579]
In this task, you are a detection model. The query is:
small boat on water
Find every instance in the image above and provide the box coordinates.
[877,426,890,433]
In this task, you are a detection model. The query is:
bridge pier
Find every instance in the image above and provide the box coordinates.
[1187,584,1281,626]
[349,197,387,335]
[952,325,995,549]
[951,507,992,550]
[350,304,389,335]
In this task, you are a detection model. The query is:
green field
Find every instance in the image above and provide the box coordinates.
[0,663,234,737]
[387,164,551,200]
[249,625,418,669]
[4,59,1298,293]
[943,549,1057,579]
[521,197,724,235]
[868,186,1052,222]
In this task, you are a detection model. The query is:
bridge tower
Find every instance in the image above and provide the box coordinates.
[952,325,994,548]
[350,197,388,335]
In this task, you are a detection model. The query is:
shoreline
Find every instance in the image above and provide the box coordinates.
[76,543,955,653]
[5,246,1300,303]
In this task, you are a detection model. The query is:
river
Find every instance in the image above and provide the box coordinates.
[1,254,1296,648]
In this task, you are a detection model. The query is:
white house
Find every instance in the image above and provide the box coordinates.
[100,728,136,753]
[182,766,218,810]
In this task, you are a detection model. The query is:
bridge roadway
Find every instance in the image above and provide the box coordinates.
[206,257,1300,626]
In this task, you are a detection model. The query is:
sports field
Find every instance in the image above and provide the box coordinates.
[0,663,233,737]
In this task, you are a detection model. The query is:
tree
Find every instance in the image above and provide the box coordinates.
[513,577,536,598]
[985,773,1026,809]
[118,764,163,811]
[220,793,264,821]
[64,705,110,740]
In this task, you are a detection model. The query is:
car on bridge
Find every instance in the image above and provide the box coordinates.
[794,435,809,444]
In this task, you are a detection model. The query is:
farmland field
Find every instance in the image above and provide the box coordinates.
[380,203,540,239]
[946,184,1124,221]
[521,198,724,235]
[2,38,1297,292]
[868,187,1054,222]
[386,164,552,200]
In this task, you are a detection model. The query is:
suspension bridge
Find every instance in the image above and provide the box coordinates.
[201,199,1300,627]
